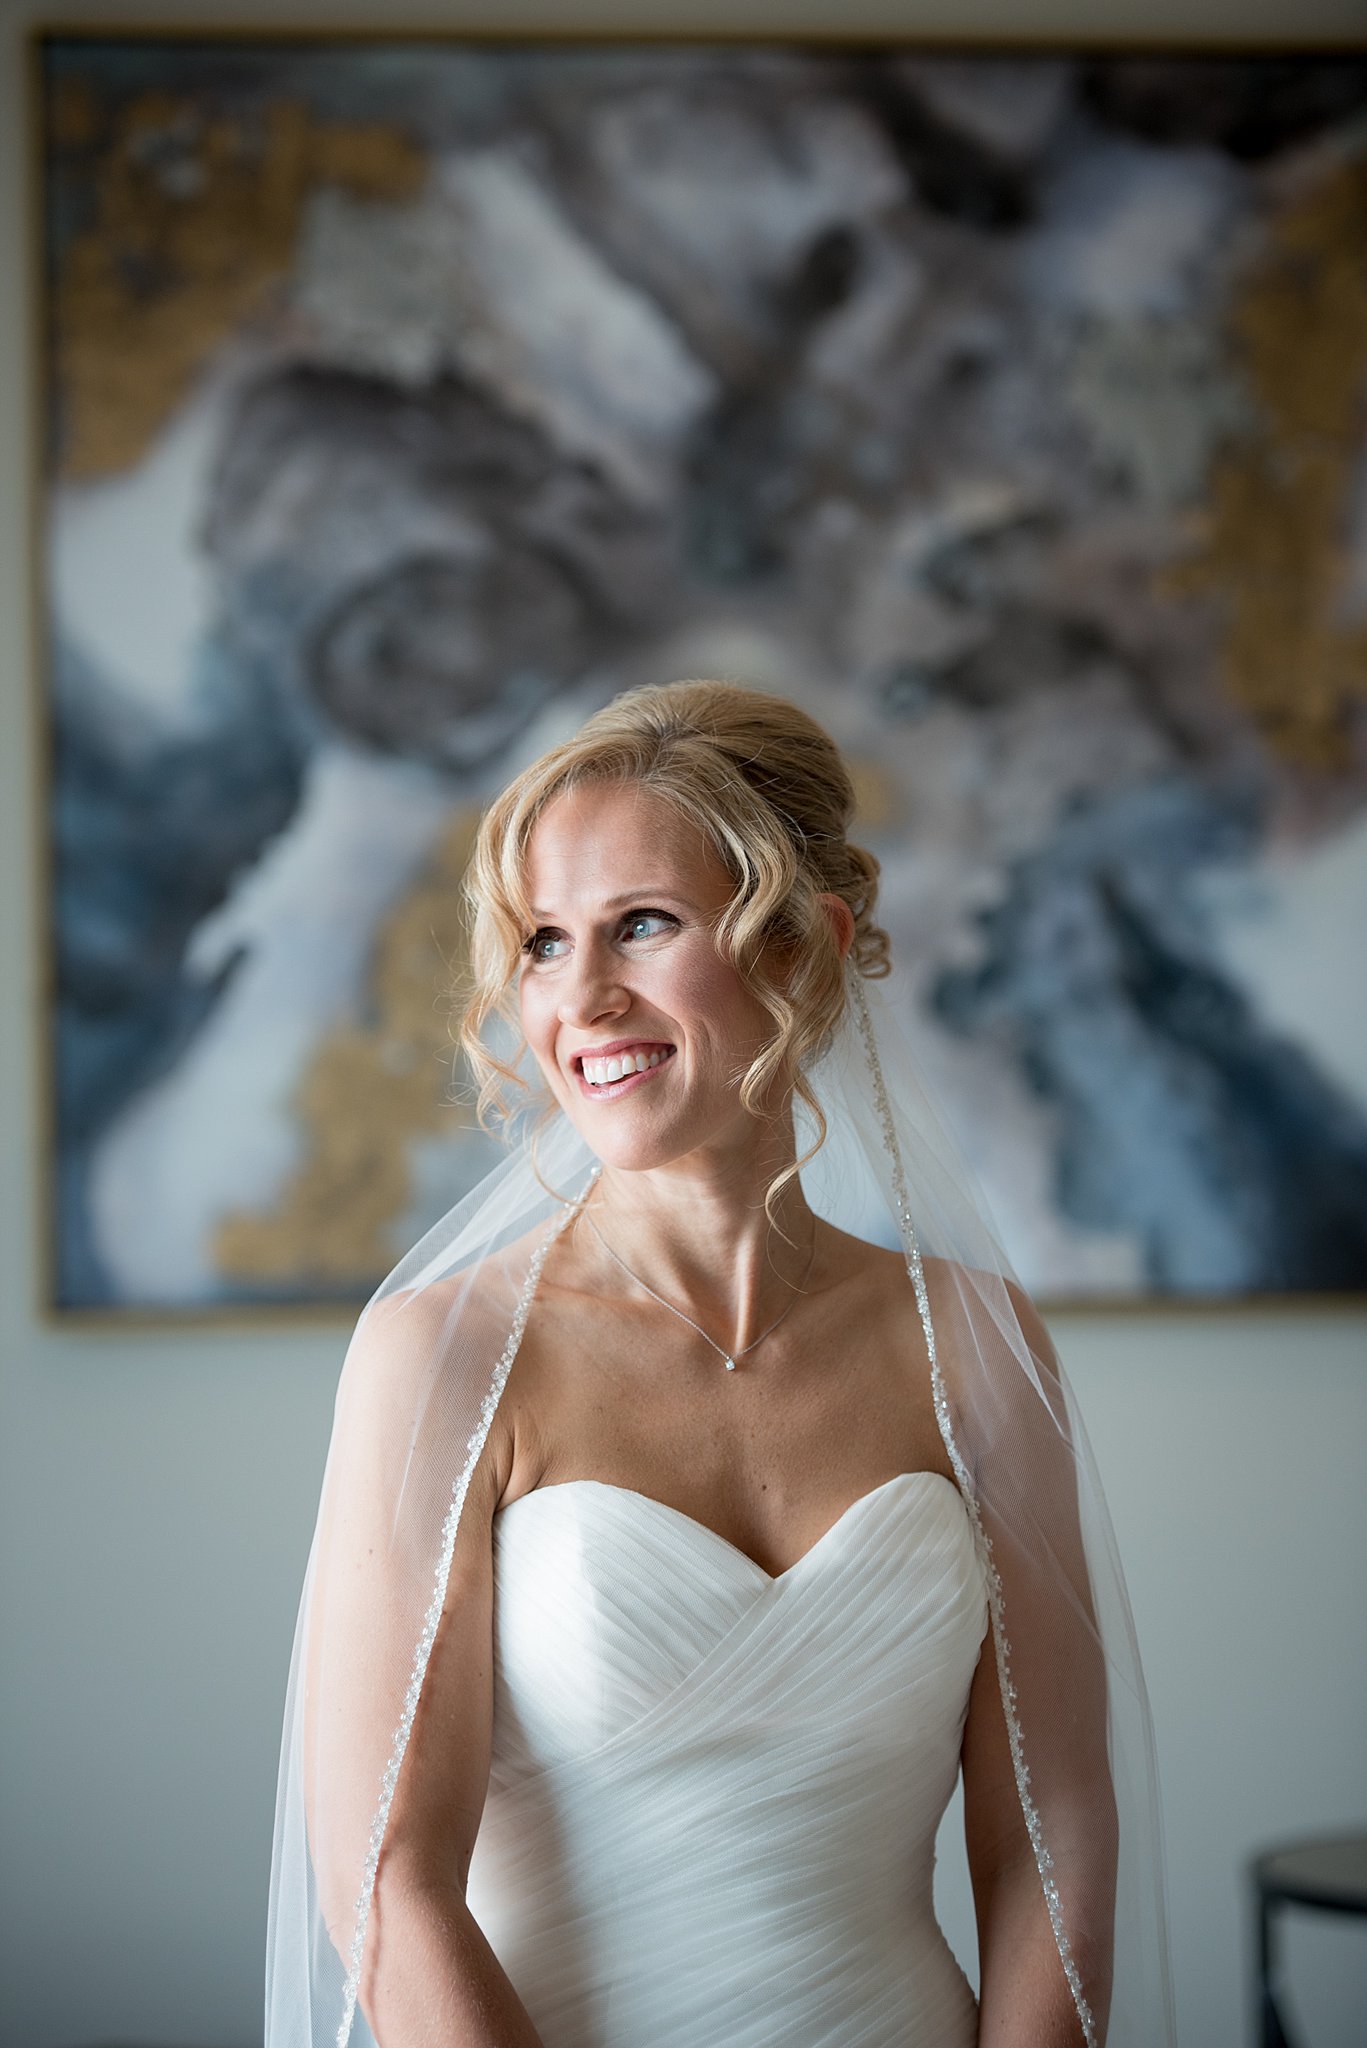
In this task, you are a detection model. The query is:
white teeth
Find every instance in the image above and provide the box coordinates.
[581,1047,670,1087]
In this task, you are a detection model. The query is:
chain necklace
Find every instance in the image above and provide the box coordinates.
[584,1211,817,1371]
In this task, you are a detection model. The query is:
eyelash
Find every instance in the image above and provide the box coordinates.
[522,909,679,962]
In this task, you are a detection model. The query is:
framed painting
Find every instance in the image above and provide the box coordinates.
[32,30,1367,1314]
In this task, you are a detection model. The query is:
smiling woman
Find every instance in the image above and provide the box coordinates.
[461,684,885,1219]
[266,680,1174,2048]
[516,784,784,1179]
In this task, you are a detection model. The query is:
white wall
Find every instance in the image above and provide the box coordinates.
[2,2,1365,2043]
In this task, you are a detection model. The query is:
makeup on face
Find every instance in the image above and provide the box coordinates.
[517,783,775,1168]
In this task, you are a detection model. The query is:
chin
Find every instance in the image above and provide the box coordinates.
[576,1130,683,1174]
[554,1103,697,1176]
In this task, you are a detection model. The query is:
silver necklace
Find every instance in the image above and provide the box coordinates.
[585,1211,817,1371]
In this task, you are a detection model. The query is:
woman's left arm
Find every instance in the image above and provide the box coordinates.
[962,1639,1089,2046]
[942,1266,1116,2047]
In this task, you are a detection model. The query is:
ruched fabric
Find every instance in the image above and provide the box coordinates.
[465,1469,989,2047]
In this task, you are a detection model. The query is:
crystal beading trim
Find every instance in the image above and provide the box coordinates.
[336,1174,599,2048]
[849,977,1097,2048]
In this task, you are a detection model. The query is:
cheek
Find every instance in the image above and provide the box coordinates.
[672,951,768,1044]
[517,975,553,1052]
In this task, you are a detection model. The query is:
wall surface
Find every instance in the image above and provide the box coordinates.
[2,1,1366,2045]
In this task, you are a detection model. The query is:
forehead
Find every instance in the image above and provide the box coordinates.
[523,781,729,906]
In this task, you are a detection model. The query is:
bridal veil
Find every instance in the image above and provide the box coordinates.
[265,778,1174,2048]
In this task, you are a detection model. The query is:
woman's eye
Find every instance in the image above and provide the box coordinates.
[522,911,676,961]
[623,911,677,941]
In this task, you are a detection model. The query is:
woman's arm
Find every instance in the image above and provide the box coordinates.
[963,1641,1089,2048]
[353,1444,547,2048]
[304,1282,548,2048]
[363,1879,545,2048]
[941,1266,1116,2046]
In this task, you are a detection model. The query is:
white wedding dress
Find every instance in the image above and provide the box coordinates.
[465,1467,989,2047]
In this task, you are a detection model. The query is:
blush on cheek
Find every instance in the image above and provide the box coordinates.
[518,991,559,1086]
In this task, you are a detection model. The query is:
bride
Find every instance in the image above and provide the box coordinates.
[266,682,1172,2047]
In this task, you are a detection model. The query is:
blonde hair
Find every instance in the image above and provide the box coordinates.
[459,680,890,1209]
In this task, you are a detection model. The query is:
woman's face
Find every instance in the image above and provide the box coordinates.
[517,781,780,1175]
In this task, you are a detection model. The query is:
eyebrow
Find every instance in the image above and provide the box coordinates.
[527,890,700,918]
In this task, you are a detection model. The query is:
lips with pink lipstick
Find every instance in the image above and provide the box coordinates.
[573,1039,676,1096]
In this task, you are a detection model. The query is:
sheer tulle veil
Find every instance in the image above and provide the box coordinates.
[266,919,1174,2048]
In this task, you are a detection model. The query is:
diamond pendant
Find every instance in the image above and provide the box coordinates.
[724,1356,736,1372]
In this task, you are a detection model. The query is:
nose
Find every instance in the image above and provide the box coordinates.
[556,937,630,1030]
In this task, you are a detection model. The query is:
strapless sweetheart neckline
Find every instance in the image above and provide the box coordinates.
[472,1461,987,2048]
[495,1467,958,1584]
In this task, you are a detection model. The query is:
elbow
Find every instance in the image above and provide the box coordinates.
[316,1854,361,1974]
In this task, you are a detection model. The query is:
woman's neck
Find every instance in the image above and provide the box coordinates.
[587,1127,816,1353]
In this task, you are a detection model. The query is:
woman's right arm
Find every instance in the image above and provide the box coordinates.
[305,1286,547,2048]
[356,1445,546,2048]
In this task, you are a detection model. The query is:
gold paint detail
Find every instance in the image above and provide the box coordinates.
[1168,153,1367,768]
[49,85,427,479]
[847,756,899,832]
[212,809,479,1292]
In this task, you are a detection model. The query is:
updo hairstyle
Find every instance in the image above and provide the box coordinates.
[459,680,890,1172]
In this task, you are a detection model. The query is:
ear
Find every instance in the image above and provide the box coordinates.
[818,892,856,961]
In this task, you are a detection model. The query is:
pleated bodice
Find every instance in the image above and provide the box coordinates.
[465,1469,989,2048]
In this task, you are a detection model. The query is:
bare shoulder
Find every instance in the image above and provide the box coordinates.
[342,1259,505,1398]
[335,1244,544,1510]
[817,1222,952,1319]
[818,1227,1046,1374]
[813,1222,943,1377]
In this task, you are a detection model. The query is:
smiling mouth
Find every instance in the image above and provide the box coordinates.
[576,1045,675,1091]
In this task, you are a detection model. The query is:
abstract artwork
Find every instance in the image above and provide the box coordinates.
[35,35,1367,1311]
